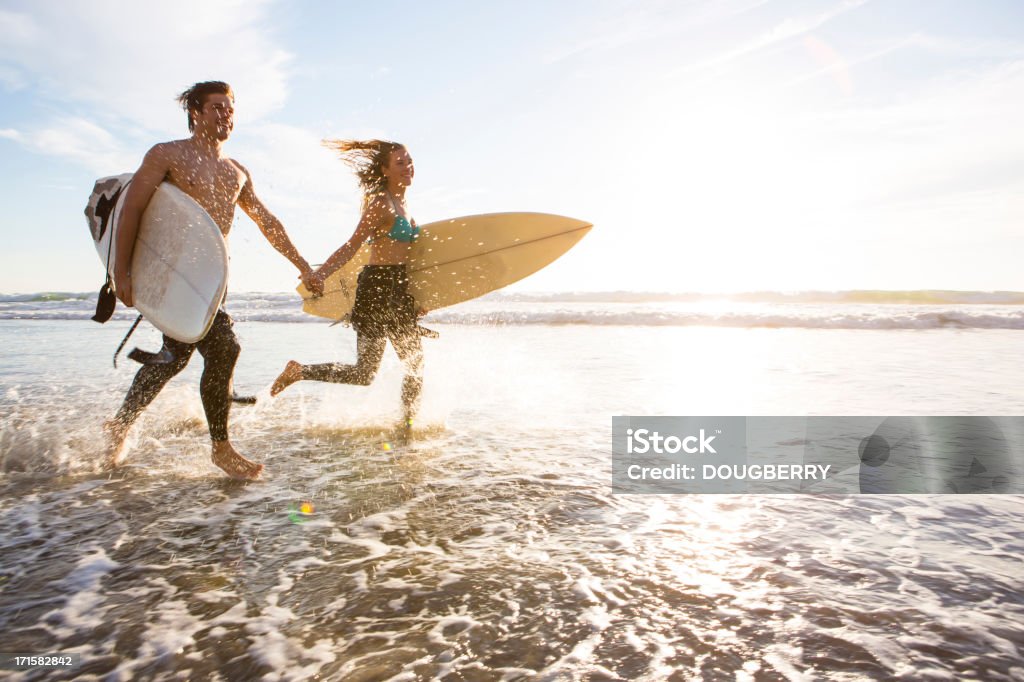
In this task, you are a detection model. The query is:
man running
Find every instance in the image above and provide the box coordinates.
[105,80,313,480]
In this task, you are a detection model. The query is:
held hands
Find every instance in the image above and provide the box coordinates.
[301,268,326,297]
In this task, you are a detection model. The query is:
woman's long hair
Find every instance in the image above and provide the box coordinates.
[323,139,404,209]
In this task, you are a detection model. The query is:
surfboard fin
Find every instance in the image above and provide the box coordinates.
[329,315,351,328]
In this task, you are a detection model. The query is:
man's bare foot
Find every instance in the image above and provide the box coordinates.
[271,360,303,397]
[211,440,264,480]
[102,419,129,470]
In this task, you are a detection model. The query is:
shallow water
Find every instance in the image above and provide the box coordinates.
[1,320,1023,680]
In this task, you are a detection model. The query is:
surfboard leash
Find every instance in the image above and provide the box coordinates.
[112,315,143,368]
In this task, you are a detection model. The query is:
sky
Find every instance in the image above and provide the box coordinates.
[1,0,1022,294]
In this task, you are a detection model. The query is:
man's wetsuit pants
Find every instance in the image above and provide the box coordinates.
[113,310,240,441]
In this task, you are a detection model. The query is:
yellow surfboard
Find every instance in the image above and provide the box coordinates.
[298,212,591,321]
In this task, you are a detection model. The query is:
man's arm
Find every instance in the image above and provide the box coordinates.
[113,144,173,307]
[236,164,312,278]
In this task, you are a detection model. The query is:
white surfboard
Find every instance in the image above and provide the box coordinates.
[298,212,592,321]
[85,174,228,343]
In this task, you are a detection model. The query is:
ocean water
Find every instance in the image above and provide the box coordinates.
[5,290,1024,329]
[1,293,1023,680]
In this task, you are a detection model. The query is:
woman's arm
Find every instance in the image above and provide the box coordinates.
[306,197,387,295]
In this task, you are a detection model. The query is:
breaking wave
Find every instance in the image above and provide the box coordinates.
[2,291,1024,329]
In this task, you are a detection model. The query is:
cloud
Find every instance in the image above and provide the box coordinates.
[0,117,136,174]
[0,0,292,166]
[236,122,355,214]
[542,0,777,64]
[0,64,27,89]
[763,53,1024,259]
[673,0,872,78]
[786,33,914,95]
[0,8,39,45]
[788,32,1024,96]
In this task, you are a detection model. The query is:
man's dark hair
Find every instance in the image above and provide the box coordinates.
[177,81,234,132]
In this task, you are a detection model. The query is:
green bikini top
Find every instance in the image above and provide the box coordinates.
[383,192,419,243]
[387,214,419,242]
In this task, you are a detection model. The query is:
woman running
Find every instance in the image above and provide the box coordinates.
[271,140,425,434]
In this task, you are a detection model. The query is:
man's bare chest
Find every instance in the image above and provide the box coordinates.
[168,161,243,201]
[165,159,244,232]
